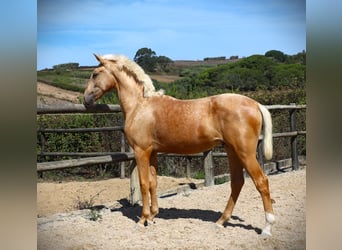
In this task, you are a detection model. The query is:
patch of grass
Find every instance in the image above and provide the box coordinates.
[158,165,170,176]
[87,209,102,222]
[74,189,105,210]
[37,69,91,92]
[193,170,205,179]
[214,176,230,185]
[73,190,105,221]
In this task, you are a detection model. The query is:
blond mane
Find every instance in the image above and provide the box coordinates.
[102,54,164,97]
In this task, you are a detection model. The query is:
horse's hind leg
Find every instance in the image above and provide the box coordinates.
[216,147,245,227]
[148,152,159,224]
[240,154,275,236]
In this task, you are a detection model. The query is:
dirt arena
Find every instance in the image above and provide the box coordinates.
[37,167,306,249]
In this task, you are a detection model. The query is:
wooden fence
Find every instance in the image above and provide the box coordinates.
[37,103,306,204]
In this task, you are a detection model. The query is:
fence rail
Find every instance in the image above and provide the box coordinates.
[37,103,306,203]
[37,103,121,114]
[37,103,307,115]
[37,153,135,172]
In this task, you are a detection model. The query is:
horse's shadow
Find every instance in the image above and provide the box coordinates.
[111,199,262,234]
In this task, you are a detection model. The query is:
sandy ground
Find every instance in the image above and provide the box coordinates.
[37,81,82,105]
[37,176,204,217]
[37,168,306,249]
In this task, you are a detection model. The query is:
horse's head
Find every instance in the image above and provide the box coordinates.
[83,54,118,107]
[84,53,164,107]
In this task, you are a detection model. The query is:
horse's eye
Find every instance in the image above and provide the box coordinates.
[92,73,98,78]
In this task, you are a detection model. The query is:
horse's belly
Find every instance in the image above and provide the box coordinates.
[154,136,222,154]
[152,110,223,154]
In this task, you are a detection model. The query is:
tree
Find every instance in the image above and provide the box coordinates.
[134,47,157,72]
[157,56,173,72]
[265,50,287,63]
[286,50,306,65]
[134,48,173,72]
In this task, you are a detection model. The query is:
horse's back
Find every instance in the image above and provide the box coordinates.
[148,93,261,134]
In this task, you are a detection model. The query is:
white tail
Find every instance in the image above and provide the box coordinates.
[258,104,273,160]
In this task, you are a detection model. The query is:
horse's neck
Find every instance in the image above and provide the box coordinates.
[118,93,141,118]
[115,73,144,118]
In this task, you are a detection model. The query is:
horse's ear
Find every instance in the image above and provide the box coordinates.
[93,53,105,65]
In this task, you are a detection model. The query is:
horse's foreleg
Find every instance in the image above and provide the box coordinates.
[148,152,159,224]
[134,147,152,226]
[216,149,244,227]
[244,156,275,237]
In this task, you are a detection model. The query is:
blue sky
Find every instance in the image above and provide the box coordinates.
[37,0,306,70]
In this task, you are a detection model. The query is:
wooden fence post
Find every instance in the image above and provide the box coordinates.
[186,157,191,178]
[290,103,299,170]
[129,161,141,205]
[39,131,46,178]
[129,147,141,205]
[204,151,214,186]
[120,130,126,179]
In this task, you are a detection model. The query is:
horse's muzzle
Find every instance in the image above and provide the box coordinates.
[83,94,95,108]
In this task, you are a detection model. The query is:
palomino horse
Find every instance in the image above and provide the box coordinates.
[84,54,275,236]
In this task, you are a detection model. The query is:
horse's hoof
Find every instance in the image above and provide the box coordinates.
[214,223,224,229]
[134,222,145,230]
[135,218,146,228]
[147,219,156,226]
[261,229,272,238]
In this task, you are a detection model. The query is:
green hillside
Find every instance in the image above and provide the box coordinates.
[154,52,305,105]
[37,50,306,105]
